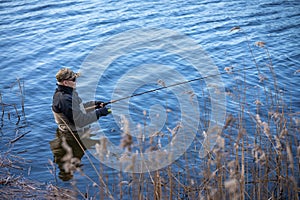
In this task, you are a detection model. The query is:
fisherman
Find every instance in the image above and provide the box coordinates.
[52,68,110,134]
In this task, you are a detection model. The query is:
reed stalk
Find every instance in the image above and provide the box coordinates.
[2,27,299,199]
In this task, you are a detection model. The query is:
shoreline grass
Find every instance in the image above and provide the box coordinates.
[0,79,77,199]
[1,29,299,199]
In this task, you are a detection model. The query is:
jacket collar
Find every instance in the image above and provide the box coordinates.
[57,84,74,94]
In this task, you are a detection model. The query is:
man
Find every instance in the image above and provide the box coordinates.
[52,68,110,133]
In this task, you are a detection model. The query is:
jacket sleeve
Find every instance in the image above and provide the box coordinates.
[83,101,97,112]
[83,101,96,109]
[73,101,100,128]
[63,95,100,128]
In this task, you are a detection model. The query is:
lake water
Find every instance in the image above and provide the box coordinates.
[1,0,299,198]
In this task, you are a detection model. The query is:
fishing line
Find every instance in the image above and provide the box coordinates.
[103,65,259,106]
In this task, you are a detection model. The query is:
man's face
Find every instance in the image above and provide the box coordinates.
[63,78,76,88]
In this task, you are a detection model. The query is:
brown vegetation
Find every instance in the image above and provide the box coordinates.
[1,28,299,199]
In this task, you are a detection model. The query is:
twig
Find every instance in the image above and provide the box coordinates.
[17,79,26,119]
[9,131,31,144]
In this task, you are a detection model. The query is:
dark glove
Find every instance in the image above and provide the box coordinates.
[95,101,104,109]
[96,107,111,117]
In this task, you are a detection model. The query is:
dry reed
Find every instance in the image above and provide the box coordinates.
[0,79,79,199]
[78,28,299,199]
[1,27,299,199]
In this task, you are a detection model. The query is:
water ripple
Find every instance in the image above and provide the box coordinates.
[0,0,299,184]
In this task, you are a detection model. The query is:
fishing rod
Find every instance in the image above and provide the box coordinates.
[102,65,259,106]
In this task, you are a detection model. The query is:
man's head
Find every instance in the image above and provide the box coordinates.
[56,68,80,88]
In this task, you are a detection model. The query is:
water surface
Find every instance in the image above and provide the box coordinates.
[0,0,299,195]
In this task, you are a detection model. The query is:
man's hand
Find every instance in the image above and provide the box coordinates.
[97,107,111,117]
[95,101,104,109]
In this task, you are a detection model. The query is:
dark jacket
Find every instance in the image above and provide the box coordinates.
[52,85,106,131]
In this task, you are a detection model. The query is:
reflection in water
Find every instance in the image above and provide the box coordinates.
[49,129,98,181]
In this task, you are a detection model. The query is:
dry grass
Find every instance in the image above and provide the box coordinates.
[77,28,299,199]
[1,28,299,199]
[0,79,77,199]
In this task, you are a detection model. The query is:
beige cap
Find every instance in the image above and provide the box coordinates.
[56,68,80,82]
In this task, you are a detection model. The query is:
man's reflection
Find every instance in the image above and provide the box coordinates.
[50,129,98,181]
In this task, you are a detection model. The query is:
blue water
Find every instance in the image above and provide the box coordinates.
[1,0,300,196]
